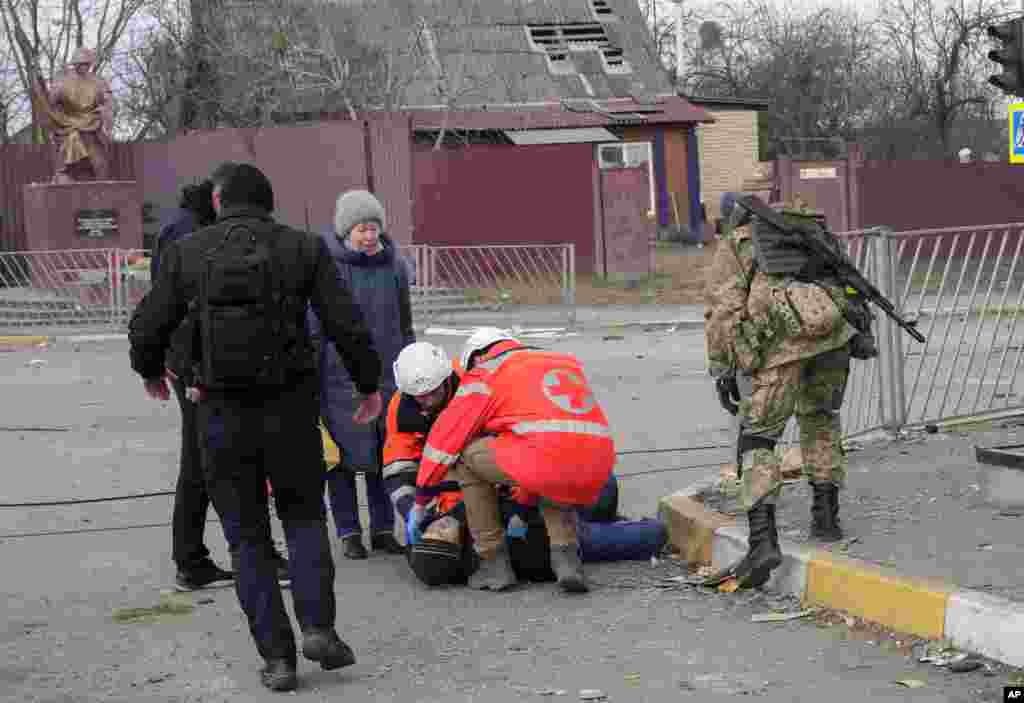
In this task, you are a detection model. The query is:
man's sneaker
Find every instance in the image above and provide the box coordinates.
[174,560,234,592]
[259,657,297,691]
[273,550,291,588]
[302,628,356,670]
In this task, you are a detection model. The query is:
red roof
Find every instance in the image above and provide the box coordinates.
[407,96,714,132]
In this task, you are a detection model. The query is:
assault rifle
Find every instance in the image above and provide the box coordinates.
[733,195,926,344]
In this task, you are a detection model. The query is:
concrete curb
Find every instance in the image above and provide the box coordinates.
[658,482,1024,668]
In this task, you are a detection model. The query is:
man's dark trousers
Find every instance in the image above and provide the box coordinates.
[198,374,336,662]
[171,375,241,567]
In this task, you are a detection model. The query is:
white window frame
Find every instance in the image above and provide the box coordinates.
[597,141,656,215]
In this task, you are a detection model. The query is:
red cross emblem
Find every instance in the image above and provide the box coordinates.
[542,369,595,415]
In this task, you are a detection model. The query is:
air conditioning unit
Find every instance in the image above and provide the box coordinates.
[598,142,651,169]
[598,143,625,169]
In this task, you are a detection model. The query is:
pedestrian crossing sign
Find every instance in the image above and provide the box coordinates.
[1011,102,1024,164]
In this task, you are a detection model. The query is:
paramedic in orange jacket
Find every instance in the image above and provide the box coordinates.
[381,344,465,530]
[410,328,615,593]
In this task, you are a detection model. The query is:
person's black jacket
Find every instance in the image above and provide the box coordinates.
[151,208,201,280]
[129,206,382,393]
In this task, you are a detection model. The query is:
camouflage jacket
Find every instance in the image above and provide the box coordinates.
[704,223,856,378]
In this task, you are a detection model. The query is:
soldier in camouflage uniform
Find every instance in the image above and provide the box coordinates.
[704,194,855,590]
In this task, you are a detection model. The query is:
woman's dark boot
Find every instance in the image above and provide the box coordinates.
[810,482,843,542]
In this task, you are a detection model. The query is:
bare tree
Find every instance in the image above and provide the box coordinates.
[876,0,1005,157]
[677,1,881,158]
[0,40,28,142]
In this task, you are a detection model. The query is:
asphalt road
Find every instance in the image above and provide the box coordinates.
[0,331,1017,702]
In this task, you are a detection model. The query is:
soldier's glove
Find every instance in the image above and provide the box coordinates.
[715,375,741,416]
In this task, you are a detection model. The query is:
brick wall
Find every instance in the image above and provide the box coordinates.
[696,109,760,221]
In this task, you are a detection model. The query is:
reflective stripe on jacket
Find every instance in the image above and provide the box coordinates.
[417,343,615,507]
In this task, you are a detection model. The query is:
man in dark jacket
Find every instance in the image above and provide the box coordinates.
[152,179,290,593]
[129,162,383,693]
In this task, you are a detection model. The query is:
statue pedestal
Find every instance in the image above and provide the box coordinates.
[22,180,142,251]
[21,181,143,310]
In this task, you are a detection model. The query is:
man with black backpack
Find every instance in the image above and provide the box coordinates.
[129,162,383,693]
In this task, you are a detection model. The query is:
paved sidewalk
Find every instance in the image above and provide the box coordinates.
[659,420,1024,669]
[0,304,707,346]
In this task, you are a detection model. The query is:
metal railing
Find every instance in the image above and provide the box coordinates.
[0,248,127,331]
[781,222,1024,443]
[892,222,1024,429]
[408,242,575,309]
[0,243,578,332]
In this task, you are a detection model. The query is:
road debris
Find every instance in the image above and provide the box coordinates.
[537,689,567,696]
[894,678,927,688]
[949,658,981,673]
[718,577,740,593]
[0,425,71,432]
[751,609,816,623]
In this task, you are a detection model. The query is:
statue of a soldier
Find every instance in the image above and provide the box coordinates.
[44,47,115,183]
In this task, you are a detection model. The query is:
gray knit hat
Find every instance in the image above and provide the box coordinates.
[334,189,386,239]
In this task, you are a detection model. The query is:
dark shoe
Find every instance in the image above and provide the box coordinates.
[260,657,297,691]
[174,559,233,592]
[468,544,517,591]
[371,532,405,555]
[810,481,843,542]
[550,544,588,594]
[341,534,368,560]
[302,628,356,670]
[737,503,783,589]
[273,550,291,588]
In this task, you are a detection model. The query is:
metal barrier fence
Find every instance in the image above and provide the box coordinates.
[892,222,1024,429]
[407,243,576,321]
[782,222,1024,442]
[0,243,577,332]
[0,248,128,331]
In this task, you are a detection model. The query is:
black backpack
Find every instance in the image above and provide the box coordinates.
[193,219,302,390]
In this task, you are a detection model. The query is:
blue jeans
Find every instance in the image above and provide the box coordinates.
[327,470,395,538]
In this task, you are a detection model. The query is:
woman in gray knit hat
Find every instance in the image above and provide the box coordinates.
[308,190,415,559]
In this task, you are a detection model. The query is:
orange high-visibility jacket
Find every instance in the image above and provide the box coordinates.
[382,365,463,515]
[416,341,615,508]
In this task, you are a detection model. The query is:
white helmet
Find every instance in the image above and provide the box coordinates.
[460,327,518,371]
[394,342,452,396]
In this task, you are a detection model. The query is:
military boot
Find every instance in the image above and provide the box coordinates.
[740,503,783,589]
[705,503,782,590]
[810,481,843,542]
[468,543,518,591]
[550,544,588,593]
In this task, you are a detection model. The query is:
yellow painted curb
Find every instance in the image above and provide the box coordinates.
[0,335,50,346]
[658,493,736,565]
[804,550,951,640]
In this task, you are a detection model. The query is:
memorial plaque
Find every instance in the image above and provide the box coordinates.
[76,208,118,239]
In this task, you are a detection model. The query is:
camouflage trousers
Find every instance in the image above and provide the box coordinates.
[738,346,850,510]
